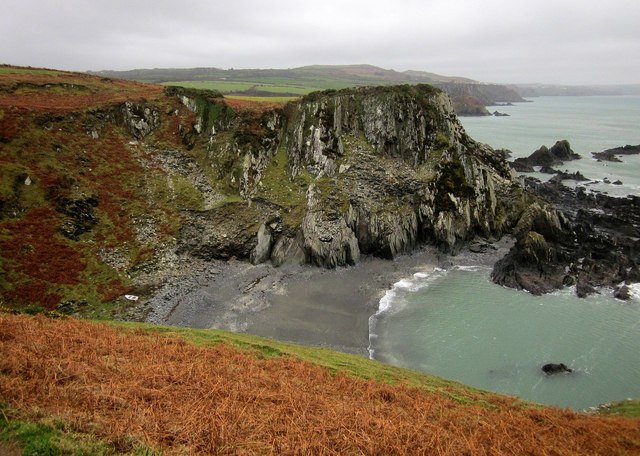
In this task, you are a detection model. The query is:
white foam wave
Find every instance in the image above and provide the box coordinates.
[394,279,415,289]
[377,289,397,314]
[453,265,481,272]
[368,266,453,359]
[627,283,640,301]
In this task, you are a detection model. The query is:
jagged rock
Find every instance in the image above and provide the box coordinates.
[539,165,559,174]
[121,101,161,139]
[251,223,273,264]
[493,176,640,297]
[511,140,581,171]
[276,85,520,264]
[301,184,360,268]
[510,161,535,173]
[178,85,527,269]
[491,203,572,295]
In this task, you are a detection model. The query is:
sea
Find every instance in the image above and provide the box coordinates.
[369,96,640,411]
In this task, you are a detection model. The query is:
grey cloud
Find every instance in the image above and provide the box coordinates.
[1,0,639,84]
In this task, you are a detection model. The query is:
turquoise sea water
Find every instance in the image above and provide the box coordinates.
[463,96,640,196]
[370,96,640,410]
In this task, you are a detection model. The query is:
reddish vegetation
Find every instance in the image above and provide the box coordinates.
[1,314,638,455]
[0,208,86,308]
[96,278,128,302]
[0,69,176,308]
[0,107,30,142]
[0,72,163,113]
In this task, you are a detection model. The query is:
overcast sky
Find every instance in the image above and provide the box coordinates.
[2,0,639,85]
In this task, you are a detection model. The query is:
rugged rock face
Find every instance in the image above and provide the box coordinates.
[171,85,528,269]
[121,101,161,139]
[218,85,525,267]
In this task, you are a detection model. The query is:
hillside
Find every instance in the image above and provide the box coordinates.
[89,64,475,86]
[0,65,533,316]
[90,64,525,116]
[1,313,639,454]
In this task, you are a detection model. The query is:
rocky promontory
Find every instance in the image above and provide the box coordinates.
[592,144,640,162]
[174,85,531,270]
[1,69,536,311]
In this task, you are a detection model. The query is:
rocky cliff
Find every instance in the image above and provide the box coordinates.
[0,68,530,311]
[176,85,529,269]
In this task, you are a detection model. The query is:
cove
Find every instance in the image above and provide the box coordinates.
[369,266,640,410]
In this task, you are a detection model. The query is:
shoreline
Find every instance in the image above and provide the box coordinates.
[140,238,513,356]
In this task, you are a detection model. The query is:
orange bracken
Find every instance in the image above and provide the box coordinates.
[1,314,638,455]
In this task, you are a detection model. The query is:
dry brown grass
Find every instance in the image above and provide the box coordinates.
[0,72,163,112]
[1,314,638,455]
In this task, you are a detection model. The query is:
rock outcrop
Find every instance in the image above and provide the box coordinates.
[511,140,581,172]
[121,101,161,139]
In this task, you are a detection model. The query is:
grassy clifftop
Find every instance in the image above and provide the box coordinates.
[1,313,639,455]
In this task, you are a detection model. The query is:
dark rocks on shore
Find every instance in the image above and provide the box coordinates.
[549,171,589,182]
[542,363,573,375]
[592,144,640,162]
[491,176,640,298]
[510,161,535,172]
[614,285,631,300]
[493,111,510,117]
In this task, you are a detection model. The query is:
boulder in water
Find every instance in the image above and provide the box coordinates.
[542,363,573,375]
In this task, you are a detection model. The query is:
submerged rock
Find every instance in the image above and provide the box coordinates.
[542,363,573,375]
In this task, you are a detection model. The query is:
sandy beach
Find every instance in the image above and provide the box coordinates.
[143,239,512,356]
